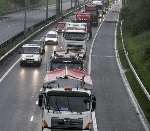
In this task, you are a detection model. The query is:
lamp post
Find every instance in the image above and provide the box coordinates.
[46,0,48,20]
[24,0,27,36]
[71,0,72,8]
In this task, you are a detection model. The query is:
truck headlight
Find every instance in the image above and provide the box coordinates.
[35,58,40,61]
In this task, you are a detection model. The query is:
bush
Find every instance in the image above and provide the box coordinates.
[122,0,150,36]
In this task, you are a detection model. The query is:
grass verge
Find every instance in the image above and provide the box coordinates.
[117,23,150,123]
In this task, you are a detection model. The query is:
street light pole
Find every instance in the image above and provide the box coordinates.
[71,0,72,8]
[60,0,62,14]
[46,0,48,20]
[24,0,27,36]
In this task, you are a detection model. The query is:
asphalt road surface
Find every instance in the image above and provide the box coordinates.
[91,2,146,131]
[0,1,147,131]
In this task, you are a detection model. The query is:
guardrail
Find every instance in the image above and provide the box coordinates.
[120,20,150,101]
[0,3,86,62]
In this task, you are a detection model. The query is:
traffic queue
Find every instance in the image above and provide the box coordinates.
[19,0,109,130]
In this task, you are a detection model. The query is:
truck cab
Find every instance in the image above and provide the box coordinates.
[92,0,104,17]
[74,11,92,39]
[20,44,43,66]
[63,22,88,58]
[38,68,96,131]
[85,4,99,26]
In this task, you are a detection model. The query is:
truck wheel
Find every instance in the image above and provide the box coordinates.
[89,32,92,39]
[42,49,45,54]
[20,62,24,67]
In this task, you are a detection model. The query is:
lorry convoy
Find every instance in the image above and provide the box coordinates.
[19,0,109,130]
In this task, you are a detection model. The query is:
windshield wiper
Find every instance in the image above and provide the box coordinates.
[67,97,72,112]
[54,96,60,112]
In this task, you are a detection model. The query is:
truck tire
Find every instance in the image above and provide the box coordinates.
[42,49,45,54]
[20,62,24,67]
[89,32,92,39]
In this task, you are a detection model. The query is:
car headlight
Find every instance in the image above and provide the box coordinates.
[21,57,26,61]
[35,57,40,61]
[53,39,57,42]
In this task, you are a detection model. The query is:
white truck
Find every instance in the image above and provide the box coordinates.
[63,22,88,58]
[20,44,43,66]
[38,68,96,131]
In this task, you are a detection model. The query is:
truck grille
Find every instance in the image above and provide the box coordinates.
[51,117,83,130]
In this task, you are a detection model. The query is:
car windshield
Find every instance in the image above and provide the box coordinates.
[64,32,87,41]
[46,91,90,112]
[47,34,56,38]
[22,47,40,54]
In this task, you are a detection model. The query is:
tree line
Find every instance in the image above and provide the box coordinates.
[121,0,150,36]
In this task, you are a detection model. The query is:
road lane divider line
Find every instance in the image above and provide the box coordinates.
[88,18,104,131]
[114,23,150,131]
[88,19,104,75]
[30,115,34,122]
[36,100,38,105]
[0,57,21,83]
[92,112,98,131]
[88,6,114,131]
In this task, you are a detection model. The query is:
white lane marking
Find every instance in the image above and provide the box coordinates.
[88,18,105,74]
[91,55,115,58]
[92,112,98,130]
[36,100,38,105]
[88,6,113,131]
[114,24,150,131]
[87,14,106,131]
[0,57,21,83]
[88,18,104,131]
[30,115,34,122]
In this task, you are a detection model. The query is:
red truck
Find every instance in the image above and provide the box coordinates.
[74,11,92,39]
[85,4,99,26]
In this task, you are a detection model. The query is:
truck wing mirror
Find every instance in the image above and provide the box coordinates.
[38,93,44,107]
[91,95,96,111]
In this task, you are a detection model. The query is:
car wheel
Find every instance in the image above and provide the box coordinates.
[20,62,24,66]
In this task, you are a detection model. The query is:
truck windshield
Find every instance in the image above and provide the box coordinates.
[64,32,86,41]
[22,47,40,54]
[47,34,56,38]
[46,92,90,112]
[50,58,83,70]
[51,62,82,70]
[50,62,83,70]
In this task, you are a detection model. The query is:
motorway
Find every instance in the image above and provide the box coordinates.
[0,1,147,131]
[0,0,78,45]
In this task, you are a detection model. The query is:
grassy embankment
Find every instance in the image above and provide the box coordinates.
[117,0,150,123]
